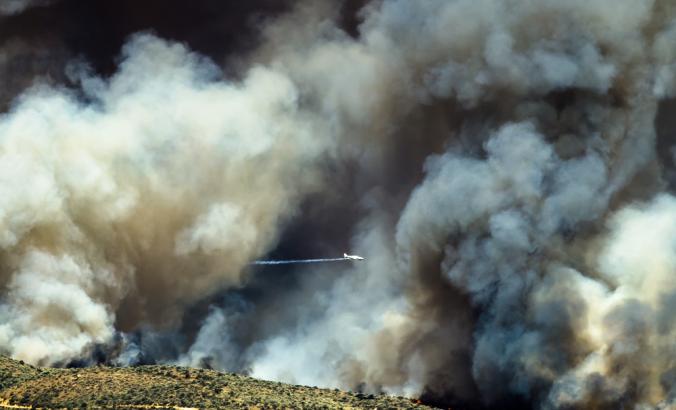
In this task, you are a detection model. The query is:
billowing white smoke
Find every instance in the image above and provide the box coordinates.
[0,33,328,365]
[1,0,675,409]
[544,195,676,408]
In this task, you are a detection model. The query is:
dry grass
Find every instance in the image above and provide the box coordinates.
[0,356,434,409]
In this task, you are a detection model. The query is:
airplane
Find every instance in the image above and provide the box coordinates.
[343,253,365,260]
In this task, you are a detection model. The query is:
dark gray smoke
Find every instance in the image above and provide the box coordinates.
[0,0,51,15]
[0,1,674,409]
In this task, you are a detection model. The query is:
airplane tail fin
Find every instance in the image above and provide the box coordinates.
[343,253,348,258]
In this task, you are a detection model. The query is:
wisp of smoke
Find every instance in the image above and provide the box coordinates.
[0,1,675,409]
[0,0,51,15]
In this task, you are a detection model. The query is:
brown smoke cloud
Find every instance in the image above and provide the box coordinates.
[0,1,675,409]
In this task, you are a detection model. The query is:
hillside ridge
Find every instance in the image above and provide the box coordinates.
[0,355,435,409]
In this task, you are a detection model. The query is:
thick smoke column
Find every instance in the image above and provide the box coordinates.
[0,1,675,409]
[242,1,676,408]
[0,33,328,365]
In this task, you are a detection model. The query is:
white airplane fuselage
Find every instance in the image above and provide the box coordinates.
[344,253,365,260]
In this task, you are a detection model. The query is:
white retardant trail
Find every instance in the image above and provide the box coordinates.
[252,258,349,265]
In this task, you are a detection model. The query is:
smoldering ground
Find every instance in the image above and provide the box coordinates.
[0,1,675,409]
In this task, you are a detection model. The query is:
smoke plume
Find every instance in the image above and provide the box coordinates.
[0,1,675,409]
